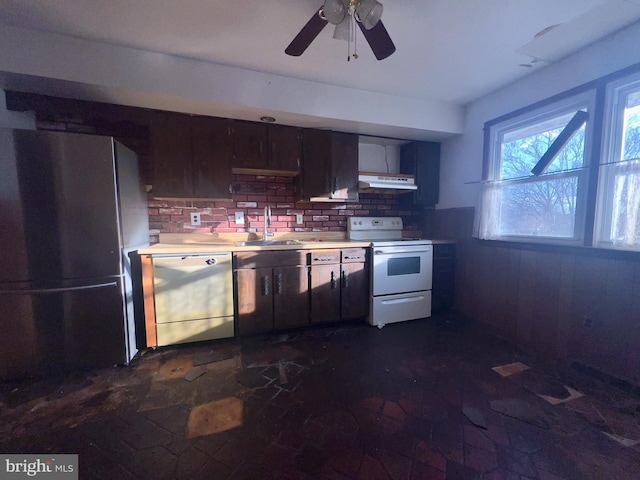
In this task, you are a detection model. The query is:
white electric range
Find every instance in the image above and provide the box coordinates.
[348,217,433,328]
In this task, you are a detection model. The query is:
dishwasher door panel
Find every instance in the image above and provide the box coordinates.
[153,254,233,324]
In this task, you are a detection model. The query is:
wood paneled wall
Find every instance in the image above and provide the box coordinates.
[425,207,640,387]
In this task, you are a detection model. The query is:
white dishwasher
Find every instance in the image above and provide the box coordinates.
[152,252,234,346]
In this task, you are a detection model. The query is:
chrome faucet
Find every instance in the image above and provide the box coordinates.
[263,205,273,241]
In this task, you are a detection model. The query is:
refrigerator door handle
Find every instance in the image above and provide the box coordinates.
[0,281,118,295]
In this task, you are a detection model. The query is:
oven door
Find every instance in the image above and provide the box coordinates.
[372,244,433,296]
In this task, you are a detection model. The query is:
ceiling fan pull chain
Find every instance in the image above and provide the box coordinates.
[347,13,352,61]
[353,14,358,59]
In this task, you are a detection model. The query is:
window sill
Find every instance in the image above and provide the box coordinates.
[476,238,640,261]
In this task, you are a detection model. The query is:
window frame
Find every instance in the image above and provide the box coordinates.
[594,71,640,251]
[482,90,597,246]
[481,61,640,254]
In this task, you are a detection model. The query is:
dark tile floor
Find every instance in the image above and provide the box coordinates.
[2,311,640,479]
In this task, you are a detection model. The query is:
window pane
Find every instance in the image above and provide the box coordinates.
[499,176,578,237]
[610,161,640,245]
[501,111,586,180]
[479,92,593,245]
[596,77,640,250]
[622,101,640,161]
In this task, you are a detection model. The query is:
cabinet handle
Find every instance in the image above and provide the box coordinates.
[276,273,283,294]
[313,257,333,262]
[331,271,337,289]
[228,184,233,194]
[344,256,362,260]
[263,275,270,296]
[343,269,349,288]
[333,177,338,193]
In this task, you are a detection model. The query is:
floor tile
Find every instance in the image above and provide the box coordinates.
[186,397,243,438]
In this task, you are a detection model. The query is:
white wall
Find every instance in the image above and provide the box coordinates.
[438,21,640,210]
[0,89,35,129]
[358,143,401,173]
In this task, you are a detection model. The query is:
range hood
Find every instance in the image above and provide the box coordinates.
[358,172,418,194]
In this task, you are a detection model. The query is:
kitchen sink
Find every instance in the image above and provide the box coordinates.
[235,240,302,247]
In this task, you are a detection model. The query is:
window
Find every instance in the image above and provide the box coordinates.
[476,93,595,244]
[595,73,640,250]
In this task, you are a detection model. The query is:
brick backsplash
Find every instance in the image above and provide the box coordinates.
[148,174,424,243]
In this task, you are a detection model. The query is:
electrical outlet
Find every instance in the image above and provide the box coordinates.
[235,211,245,225]
[190,212,201,226]
[296,214,304,225]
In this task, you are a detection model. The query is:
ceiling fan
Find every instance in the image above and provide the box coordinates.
[285,0,396,61]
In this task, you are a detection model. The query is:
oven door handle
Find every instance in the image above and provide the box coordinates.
[374,249,431,255]
[381,295,426,305]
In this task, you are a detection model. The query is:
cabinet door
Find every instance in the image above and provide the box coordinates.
[235,267,274,335]
[232,120,268,169]
[301,128,332,198]
[341,262,369,319]
[331,132,359,200]
[432,244,455,311]
[310,264,341,324]
[151,112,193,197]
[400,141,440,207]
[273,266,309,330]
[268,124,301,172]
[191,116,233,199]
[415,142,440,207]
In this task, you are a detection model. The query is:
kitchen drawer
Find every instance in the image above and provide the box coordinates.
[308,249,340,265]
[156,316,234,346]
[234,250,306,269]
[370,291,431,327]
[341,248,367,263]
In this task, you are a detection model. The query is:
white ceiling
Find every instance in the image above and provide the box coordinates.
[1,0,639,136]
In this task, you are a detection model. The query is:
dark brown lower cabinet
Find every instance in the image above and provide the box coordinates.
[235,267,274,335]
[273,265,309,330]
[234,251,308,335]
[309,250,342,324]
[341,261,369,320]
[432,243,456,311]
[235,247,369,336]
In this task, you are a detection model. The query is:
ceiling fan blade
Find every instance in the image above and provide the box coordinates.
[285,8,328,57]
[357,19,396,60]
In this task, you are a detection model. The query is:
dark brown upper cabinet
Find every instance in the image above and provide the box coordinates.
[400,141,440,208]
[231,121,302,176]
[151,112,233,199]
[300,130,359,201]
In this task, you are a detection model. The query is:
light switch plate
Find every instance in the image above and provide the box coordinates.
[296,214,304,225]
[235,211,245,225]
[190,212,201,226]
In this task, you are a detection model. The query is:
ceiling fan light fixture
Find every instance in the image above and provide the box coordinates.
[322,0,346,25]
[355,0,383,30]
[333,17,353,41]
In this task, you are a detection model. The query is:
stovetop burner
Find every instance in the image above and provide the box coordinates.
[347,216,431,245]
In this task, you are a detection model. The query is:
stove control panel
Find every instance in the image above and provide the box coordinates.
[348,216,404,231]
